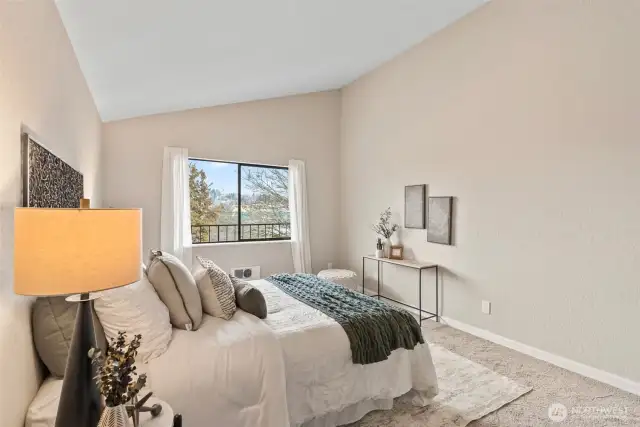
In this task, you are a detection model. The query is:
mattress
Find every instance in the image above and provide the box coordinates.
[25,279,438,427]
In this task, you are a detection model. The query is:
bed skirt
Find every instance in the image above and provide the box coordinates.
[300,398,394,427]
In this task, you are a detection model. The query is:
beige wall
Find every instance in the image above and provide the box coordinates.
[102,91,341,276]
[341,0,640,382]
[0,0,103,425]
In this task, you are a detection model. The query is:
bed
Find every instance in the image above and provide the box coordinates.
[26,278,438,427]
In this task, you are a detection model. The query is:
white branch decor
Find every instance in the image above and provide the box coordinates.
[371,207,398,239]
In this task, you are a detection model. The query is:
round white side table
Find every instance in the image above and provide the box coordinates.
[318,269,358,290]
[138,398,181,427]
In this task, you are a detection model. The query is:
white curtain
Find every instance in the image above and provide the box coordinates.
[288,159,312,273]
[161,147,192,268]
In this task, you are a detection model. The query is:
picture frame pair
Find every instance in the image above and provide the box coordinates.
[404,184,453,245]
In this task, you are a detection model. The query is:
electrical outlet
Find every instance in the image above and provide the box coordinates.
[328,262,333,269]
[482,300,491,315]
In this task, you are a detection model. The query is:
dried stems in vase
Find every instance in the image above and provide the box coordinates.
[89,332,147,408]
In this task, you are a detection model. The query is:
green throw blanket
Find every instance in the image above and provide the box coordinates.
[266,273,424,365]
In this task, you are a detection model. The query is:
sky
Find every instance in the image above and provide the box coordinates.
[193,160,271,197]
[192,160,238,195]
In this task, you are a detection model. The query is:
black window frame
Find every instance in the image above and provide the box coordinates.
[189,158,291,244]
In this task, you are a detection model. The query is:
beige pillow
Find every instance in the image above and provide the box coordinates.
[32,297,106,378]
[147,250,203,331]
[193,256,236,320]
[94,272,172,362]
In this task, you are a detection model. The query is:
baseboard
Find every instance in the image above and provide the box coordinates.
[440,316,640,396]
[363,288,377,297]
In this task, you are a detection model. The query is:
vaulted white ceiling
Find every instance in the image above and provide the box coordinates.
[55,0,486,121]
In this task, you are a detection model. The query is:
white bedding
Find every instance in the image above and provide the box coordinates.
[144,309,290,427]
[26,312,290,427]
[26,279,438,427]
[252,279,438,426]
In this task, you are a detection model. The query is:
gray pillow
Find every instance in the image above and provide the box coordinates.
[230,276,267,319]
[193,256,236,320]
[32,297,106,378]
[147,250,203,331]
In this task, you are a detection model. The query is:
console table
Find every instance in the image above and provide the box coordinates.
[362,256,439,324]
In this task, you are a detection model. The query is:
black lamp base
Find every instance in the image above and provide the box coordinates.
[55,295,102,427]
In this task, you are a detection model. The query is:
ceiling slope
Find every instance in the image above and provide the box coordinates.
[55,0,486,121]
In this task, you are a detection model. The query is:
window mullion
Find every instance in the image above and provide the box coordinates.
[238,163,242,241]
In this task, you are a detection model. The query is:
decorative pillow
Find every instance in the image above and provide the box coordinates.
[25,376,62,427]
[94,272,172,363]
[193,256,236,320]
[147,250,203,331]
[32,297,106,378]
[230,276,267,319]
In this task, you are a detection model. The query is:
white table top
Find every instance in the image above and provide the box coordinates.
[364,255,436,269]
[138,397,174,427]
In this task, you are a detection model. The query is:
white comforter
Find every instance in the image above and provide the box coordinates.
[144,310,290,427]
[26,279,438,427]
[145,279,438,427]
[252,279,438,426]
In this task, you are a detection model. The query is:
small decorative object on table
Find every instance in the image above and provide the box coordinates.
[375,238,384,258]
[90,332,157,427]
[389,245,404,260]
[130,396,178,427]
[128,392,163,425]
[371,207,399,258]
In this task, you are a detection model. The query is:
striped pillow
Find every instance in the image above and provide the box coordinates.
[193,256,237,320]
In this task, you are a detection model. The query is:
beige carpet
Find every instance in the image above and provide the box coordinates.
[427,323,640,426]
[348,341,530,427]
[350,323,640,426]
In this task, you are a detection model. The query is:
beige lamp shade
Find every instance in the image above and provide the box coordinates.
[14,208,142,296]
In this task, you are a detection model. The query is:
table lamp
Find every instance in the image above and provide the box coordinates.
[14,205,142,427]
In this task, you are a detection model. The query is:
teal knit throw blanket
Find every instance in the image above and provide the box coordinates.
[266,273,424,364]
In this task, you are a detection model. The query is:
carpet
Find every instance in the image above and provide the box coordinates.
[349,342,532,426]
[425,322,640,426]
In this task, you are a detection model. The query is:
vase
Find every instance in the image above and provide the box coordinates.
[384,237,393,258]
[98,405,131,427]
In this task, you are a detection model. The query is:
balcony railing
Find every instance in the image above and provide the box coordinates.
[191,223,291,244]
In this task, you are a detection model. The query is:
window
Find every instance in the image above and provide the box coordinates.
[189,159,290,243]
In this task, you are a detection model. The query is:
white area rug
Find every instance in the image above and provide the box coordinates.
[350,343,532,427]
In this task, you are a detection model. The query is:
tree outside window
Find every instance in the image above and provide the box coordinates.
[189,159,290,243]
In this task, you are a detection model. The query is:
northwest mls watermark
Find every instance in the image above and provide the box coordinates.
[548,403,640,423]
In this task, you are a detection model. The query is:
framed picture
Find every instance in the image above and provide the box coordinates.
[389,245,404,260]
[427,197,453,245]
[21,133,83,208]
[405,184,426,229]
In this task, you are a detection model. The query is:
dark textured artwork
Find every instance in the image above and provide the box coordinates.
[22,134,83,208]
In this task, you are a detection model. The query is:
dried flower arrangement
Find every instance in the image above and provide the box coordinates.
[371,207,399,239]
[89,332,147,407]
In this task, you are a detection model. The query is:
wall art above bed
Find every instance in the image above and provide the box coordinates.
[21,133,83,208]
